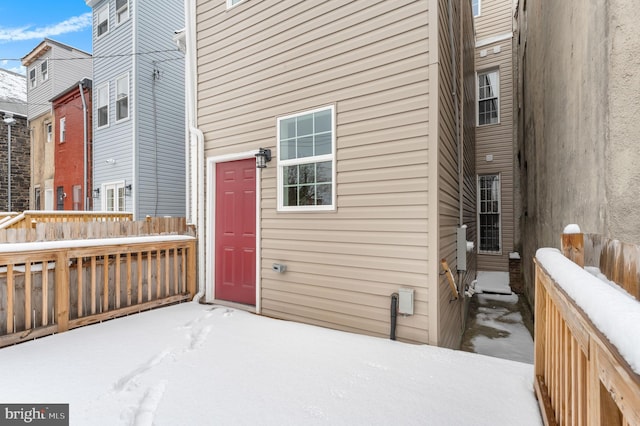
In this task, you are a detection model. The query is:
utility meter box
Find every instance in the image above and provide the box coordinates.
[457,227,467,271]
[398,288,414,315]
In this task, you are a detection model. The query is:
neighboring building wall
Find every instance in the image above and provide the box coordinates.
[0,115,30,212]
[22,39,92,211]
[30,113,55,210]
[436,0,477,349]
[515,0,640,303]
[22,39,92,120]
[474,0,516,272]
[89,0,185,217]
[196,0,473,346]
[136,0,185,217]
[91,0,134,213]
[53,82,92,210]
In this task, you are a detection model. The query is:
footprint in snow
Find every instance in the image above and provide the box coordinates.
[188,325,211,351]
[132,381,168,426]
[113,350,172,392]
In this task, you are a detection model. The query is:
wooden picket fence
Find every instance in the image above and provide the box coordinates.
[0,217,197,348]
[534,232,640,425]
[0,210,133,230]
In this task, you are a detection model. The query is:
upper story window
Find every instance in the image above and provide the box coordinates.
[472,0,481,17]
[59,117,66,143]
[277,106,335,211]
[29,68,36,88]
[45,122,52,143]
[41,60,48,81]
[116,74,129,122]
[478,69,499,126]
[116,0,129,25]
[97,82,109,128]
[227,0,246,9]
[97,5,109,37]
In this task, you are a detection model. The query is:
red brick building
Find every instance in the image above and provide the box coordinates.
[51,79,92,210]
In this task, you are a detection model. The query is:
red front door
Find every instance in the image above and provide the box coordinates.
[215,158,256,305]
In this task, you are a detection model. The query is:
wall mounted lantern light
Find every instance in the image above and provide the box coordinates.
[255,148,272,169]
[125,184,132,196]
[93,188,100,198]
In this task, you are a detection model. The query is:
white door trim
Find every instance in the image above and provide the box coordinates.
[206,150,262,313]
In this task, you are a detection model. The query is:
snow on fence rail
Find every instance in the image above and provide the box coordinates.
[0,221,197,348]
[534,230,640,426]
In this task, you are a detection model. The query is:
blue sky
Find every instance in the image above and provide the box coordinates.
[0,1,92,74]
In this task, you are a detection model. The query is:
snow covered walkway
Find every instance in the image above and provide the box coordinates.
[0,302,542,425]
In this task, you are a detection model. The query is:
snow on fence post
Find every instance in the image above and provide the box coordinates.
[561,224,584,267]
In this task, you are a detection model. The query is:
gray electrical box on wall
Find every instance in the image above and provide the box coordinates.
[398,288,414,315]
[457,227,467,271]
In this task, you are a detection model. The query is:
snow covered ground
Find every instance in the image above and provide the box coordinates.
[0,302,542,425]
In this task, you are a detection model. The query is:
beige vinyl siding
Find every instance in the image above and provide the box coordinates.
[475,38,514,272]
[197,0,432,343]
[436,0,476,349]
[474,0,513,40]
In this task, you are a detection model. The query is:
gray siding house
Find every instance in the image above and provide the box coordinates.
[86,0,186,218]
[21,39,92,210]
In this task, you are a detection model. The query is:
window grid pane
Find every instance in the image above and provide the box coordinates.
[478,70,499,125]
[279,107,334,209]
[478,174,500,252]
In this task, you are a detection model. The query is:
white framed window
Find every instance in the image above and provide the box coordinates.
[41,59,48,81]
[226,0,246,9]
[277,105,335,211]
[73,185,82,210]
[477,174,501,253]
[102,182,125,212]
[45,122,52,143]
[116,0,129,25]
[59,117,66,143]
[45,188,54,210]
[472,0,481,17]
[115,74,129,122]
[97,82,109,128]
[478,69,499,125]
[97,5,109,37]
[29,68,36,88]
[34,186,41,210]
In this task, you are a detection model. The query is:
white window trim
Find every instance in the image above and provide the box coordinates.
[101,181,126,212]
[115,73,130,123]
[276,105,336,212]
[115,0,129,25]
[45,122,52,143]
[473,0,481,17]
[41,59,49,81]
[477,68,500,126]
[226,0,247,9]
[477,173,502,255]
[29,68,37,89]
[97,82,110,129]
[59,117,66,143]
[96,4,109,38]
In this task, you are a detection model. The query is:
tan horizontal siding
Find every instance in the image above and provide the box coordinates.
[475,36,515,271]
[474,0,513,41]
[197,0,433,343]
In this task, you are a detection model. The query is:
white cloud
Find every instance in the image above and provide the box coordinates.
[0,13,92,42]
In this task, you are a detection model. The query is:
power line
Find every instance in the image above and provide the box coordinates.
[1,48,184,63]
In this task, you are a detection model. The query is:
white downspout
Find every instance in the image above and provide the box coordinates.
[185,0,205,302]
[79,80,88,210]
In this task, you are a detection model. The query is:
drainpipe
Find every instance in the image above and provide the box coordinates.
[79,80,89,210]
[185,0,205,302]
[447,0,463,228]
